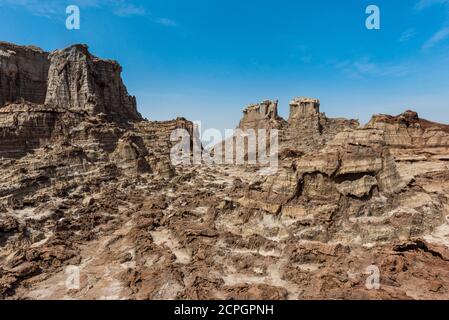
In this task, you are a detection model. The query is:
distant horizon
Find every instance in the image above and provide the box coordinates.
[1,0,449,132]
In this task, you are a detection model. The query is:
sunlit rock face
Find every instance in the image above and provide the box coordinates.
[45,44,142,122]
[238,99,286,130]
[235,97,359,156]
[0,43,148,160]
[2,42,449,301]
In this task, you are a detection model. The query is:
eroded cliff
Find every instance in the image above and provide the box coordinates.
[1,42,449,300]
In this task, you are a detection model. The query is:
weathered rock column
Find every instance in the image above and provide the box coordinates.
[45,44,142,122]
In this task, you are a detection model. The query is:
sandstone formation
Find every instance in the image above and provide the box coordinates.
[1,42,449,300]
[45,44,141,122]
[237,97,359,156]
[238,100,286,130]
[283,97,360,152]
[0,42,49,107]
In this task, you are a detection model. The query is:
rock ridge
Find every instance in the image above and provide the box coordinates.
[1,42,449,300]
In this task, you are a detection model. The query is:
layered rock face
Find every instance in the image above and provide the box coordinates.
[238,100,285,130]
[0,103,65,158]
[289,97,320,120]
[234,99,449,299]
[236,97,359,155]
[45,45,141,122]
[1,42,449,300]
[0,43,193,199]
[0,43,148,160]
[0,42,49,106]
[365,110,449,149]
[284,97,359,152]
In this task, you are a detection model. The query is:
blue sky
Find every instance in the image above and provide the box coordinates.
[1,0,449,132]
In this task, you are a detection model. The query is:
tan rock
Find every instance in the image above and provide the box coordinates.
[336,175,377,198]
[296,152,339,176]
[237,197,281,214]
[111,133,151,174]
[337,148,383,176]
[238,100,285,130]
[45,44,142,122]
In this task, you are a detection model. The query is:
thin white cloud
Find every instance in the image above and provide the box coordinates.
[413,0,449,50]
[335,58,409,79]
[0,0,65,18]
[422,27,449,49]
[399,28,416,42]
[154,17,178,27]
[113,3,146,17]
[0,0,149,18]
[0,0,178,26]
[415,0,449,10]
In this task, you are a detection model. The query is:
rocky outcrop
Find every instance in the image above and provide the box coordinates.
[288,97,321,122]
[134,117,194,178]
[0,103,65,158]
[2,41,449,301]
[111,133,151,175]
[236,97,359,155]
[238,100,285,130]
[0,43,165,162]
[0,42,49,107]
[0,43,195,220]
[45,45,141,122]
[284,97,359,152]
[335,175,377,198]
[1,42,141,122]
[255,123,413,208]
[366,110,449,148]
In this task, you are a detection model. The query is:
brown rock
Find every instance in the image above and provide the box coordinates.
[45,44,142,122]
[0,42,49,107]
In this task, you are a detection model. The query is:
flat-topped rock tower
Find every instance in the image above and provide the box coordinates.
[0,42,141,122]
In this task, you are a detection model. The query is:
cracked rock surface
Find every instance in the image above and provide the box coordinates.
[1,42,449,300]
